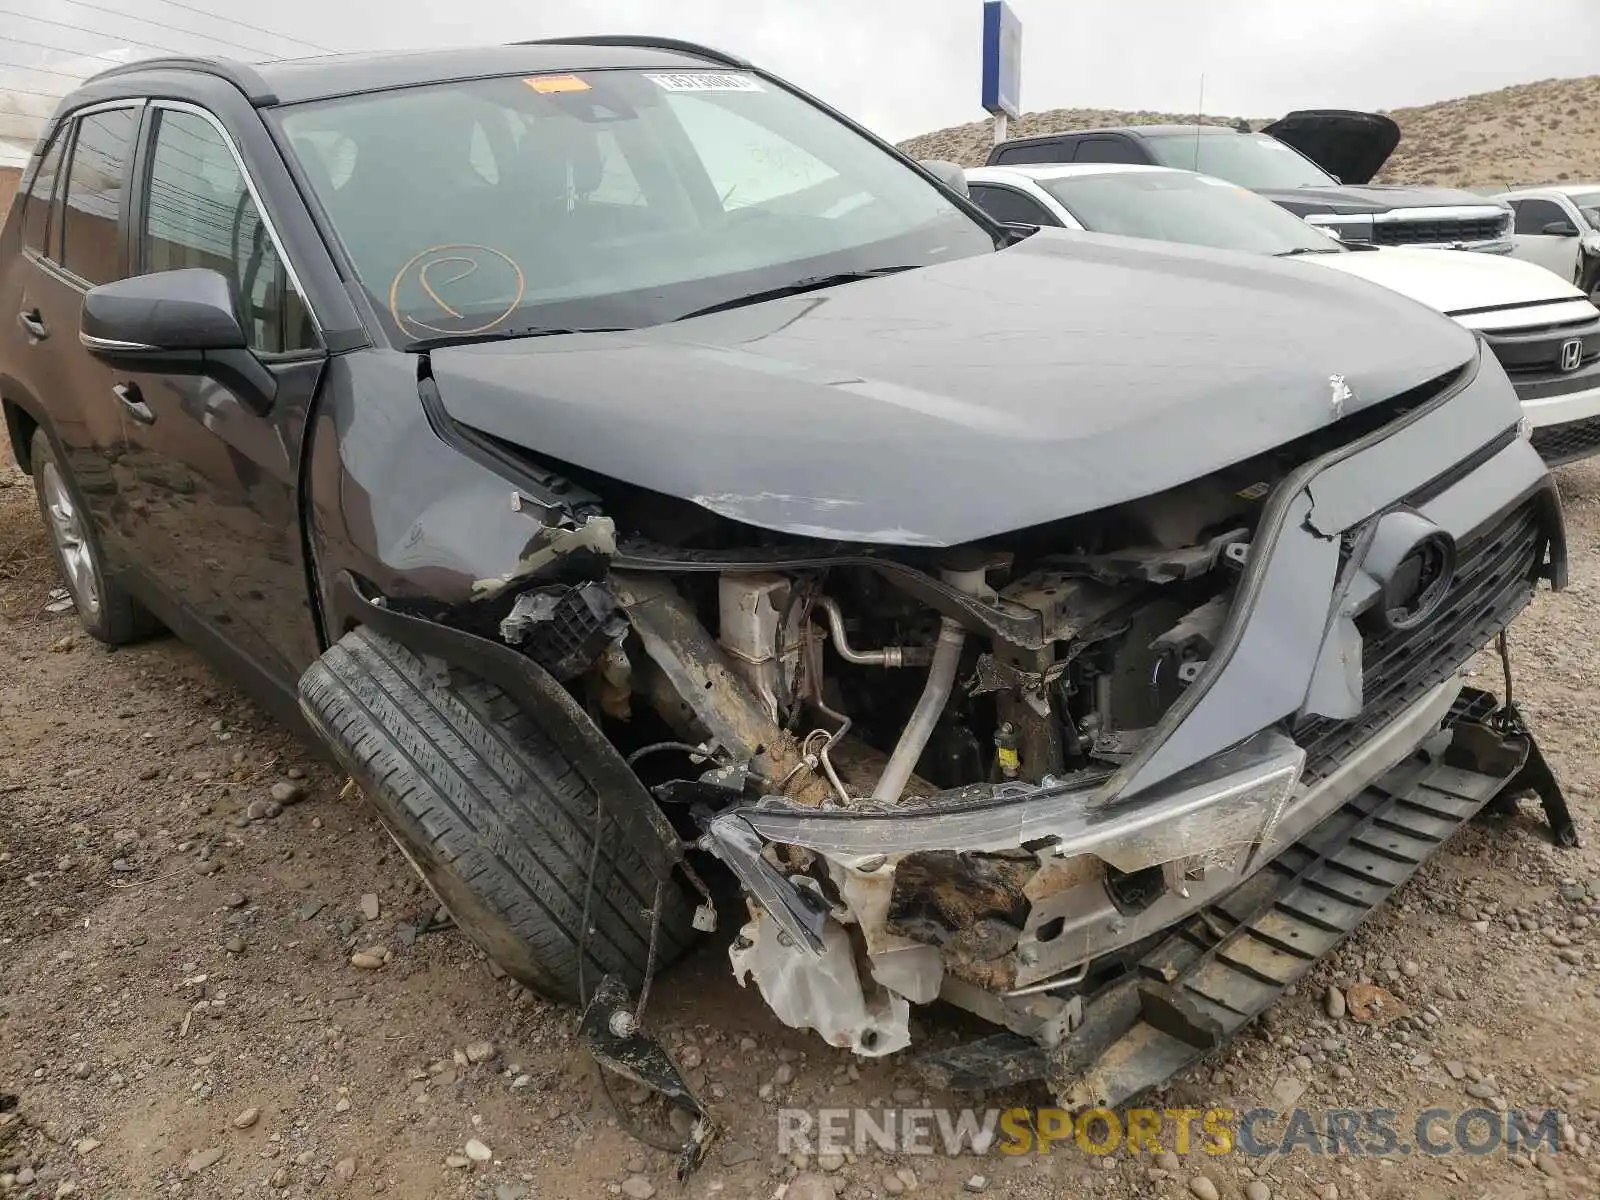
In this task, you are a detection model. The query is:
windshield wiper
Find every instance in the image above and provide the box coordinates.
[1274,247,1344,257]
[673,266,921,321]
[406,326,630,352]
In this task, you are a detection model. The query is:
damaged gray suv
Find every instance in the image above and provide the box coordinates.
[0,37,1580,1165]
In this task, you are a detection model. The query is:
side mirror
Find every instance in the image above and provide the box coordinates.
[918,159,970,200]
[1541,220,1580,237]
[81,268,276,410]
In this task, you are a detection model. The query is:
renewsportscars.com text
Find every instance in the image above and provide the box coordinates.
[777,1106,1564,1159]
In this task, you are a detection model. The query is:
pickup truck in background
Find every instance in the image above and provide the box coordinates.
[989,110,1516,254]
[1496,185,1600,300]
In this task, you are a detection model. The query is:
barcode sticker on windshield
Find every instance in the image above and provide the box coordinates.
[645,72,764,93]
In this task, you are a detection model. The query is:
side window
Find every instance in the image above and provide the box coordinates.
[968,184,1060,227]
[1514,198,1570,236]
[142,108,317,354]
[20,129,67,257]
[1073,136,1149,165]
[993,141,1070,165]
[60,106,139,285]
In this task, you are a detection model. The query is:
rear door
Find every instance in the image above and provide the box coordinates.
[1510,197,1583,280]
[9,104,144,567]
[113,101,326,689]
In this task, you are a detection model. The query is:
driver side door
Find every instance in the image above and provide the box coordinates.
[1509,197,1583,280]
[111,101,326,699]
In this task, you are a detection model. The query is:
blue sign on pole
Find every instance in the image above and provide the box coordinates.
[981,1,1022,119]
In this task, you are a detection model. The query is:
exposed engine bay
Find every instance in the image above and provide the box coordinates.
[476,439,1330,1061]
[321,348,1573,1177]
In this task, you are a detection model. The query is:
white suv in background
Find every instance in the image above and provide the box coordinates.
[964,163,1600,466]
[1496,186,1600,301]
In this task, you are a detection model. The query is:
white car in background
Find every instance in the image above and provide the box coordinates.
[1495,185,1600,301]
[963,163,1600,466]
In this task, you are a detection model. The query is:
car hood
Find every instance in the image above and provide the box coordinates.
[1306,246,1586,317]
[426,229,1481,547]
[1258,184,1507,216]
[1262,109,1400,185]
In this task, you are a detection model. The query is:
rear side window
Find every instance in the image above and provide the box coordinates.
[142,108,317,354]
[20,130,67,257]
[60,106,139,286]
[1073,136,1149,165]
[993,140,1071,165]
[968,184,1060,227]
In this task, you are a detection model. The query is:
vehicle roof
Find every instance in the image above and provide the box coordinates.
[968,163,1175,184]
[1499,184,1600,199]
[71,39,748,108]
[1001,124,1239,145]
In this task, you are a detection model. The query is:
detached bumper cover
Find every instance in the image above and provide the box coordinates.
[915,698,1577,1102]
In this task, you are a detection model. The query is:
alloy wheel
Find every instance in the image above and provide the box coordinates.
[38,459,102,621]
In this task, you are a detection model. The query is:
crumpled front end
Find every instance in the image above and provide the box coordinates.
[354,345,1568,1116]
[662,351,1567,1096]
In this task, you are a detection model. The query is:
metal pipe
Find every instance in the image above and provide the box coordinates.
[815,597,933,668]
[1003,961,1090,997]
[871,618,967,804]
[812,697,854,805]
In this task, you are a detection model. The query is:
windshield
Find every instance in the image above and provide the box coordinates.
[273,70,995,343]
[1569,192,1600,225]
[1142,131,1337,190]
[1039,170,1344,256]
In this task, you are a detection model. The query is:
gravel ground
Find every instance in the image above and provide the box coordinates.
[2,449,1599,1200]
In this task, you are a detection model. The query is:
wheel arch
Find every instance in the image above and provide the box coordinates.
[309,569,690,891]
[0,380,45,475]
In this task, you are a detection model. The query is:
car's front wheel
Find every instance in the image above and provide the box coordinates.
[298,626,697,1004]
[30,428,157,645]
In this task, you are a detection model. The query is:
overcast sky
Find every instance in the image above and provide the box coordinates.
[3,0,1599,141]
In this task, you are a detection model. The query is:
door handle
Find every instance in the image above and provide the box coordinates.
[17,309,48,340]
[113,382,155,425]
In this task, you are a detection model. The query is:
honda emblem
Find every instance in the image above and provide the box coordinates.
[1561,338,1584,372]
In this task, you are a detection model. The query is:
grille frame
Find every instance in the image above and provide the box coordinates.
[1371,217,1507,247]
[1293,491,1549,779]
[1483,316,1600,377]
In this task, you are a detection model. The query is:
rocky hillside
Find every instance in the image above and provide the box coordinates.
[899,74,1600,189]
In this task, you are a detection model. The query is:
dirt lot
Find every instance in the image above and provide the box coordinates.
[2,445,1600,1200]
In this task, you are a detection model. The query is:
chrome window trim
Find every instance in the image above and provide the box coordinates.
[46,99,146,289]
[145,98,325,343]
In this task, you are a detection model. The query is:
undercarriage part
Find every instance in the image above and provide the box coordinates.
[716,573,800,722]
[872,618,967,804]
[580,975,716,1179]
[499,581,628,681]
[914,707,1556,1104]
[610,572,831,804]
[814,596,933,667]
[730,909,912,1057]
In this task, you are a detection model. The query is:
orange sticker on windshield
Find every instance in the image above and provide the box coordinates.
[524,74,591,93]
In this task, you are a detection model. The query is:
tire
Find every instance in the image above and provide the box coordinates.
[30,428,158,645]
[298,625,696,1004]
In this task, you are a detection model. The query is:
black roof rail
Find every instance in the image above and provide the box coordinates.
[82,55,279,105]
[513,34,749,70]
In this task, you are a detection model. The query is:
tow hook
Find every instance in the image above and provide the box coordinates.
[579,975,718,1178]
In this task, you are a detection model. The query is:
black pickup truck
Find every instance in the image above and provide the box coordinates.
[989,109,1516,253]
